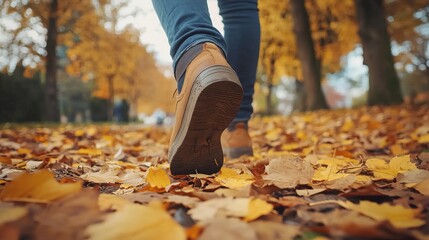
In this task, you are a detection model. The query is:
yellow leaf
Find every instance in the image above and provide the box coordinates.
[244,198,273,221]
[390,144,408,156]
[86,203,186,240]
[334,200,424,229]
[265,128,282,141]
[341,120,354,132]
[146,167,170,190]
[215,167,254,189]
[365,158,396,180]
[98,193,132,211]
[75,129,85,137]
[77,148,103,155]
[17,148,31,155]
[389,155,417,173]
[414,178,429,196]
[281,143,300,151]
[312,158,351,181]
[0,170,81,203]
[418,134,429,144]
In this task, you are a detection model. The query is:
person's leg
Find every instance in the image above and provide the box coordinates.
[152,0,226,91]
[152,0,243,175]
[218,0,260,158]
[218,0,260,124]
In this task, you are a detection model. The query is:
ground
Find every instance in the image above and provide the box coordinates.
[0,104,429,240]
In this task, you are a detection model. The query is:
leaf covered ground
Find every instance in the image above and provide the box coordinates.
[1,105,429,240]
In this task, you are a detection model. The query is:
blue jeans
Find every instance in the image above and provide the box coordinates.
[152,0,260,124]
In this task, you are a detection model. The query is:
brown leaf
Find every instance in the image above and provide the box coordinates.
[33,188,104,240]
[198,218,257,240]
[263,156,314,188]
[250,221,300,240]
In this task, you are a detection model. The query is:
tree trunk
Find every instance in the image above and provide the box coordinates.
[290,0,328,111]
[266,82,274,115]
[265,57,276,115]
[43,0,60,122]
[293,79,306,112]
[355,0,402,106]
[107,75,114,121]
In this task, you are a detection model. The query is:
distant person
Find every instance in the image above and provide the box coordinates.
[152,0,260,175]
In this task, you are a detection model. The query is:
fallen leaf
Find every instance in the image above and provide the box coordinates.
[80,167,121,184]
[25,160,44,170]
[414,178,429,196]
[119,171,145,186]
[188,197,250,221]
[397,169,429,185]
[365,158,396,180]
[0,170,81,203]
[77,148,103,156]
[0,206,28,225]
[311,200,425,228]
[33,188,104,240]
[418,133,429,144]
[214,167,254,189]
[145,166,170,190]
[263,156,314,188]
[198,217,257,240]
[166,195,201,208]
[98,193,133,211]
[250,221,300,240]
[244,198,273,221]
[389,155,417,173]
[296,188,326,197]
[86,203,186,240]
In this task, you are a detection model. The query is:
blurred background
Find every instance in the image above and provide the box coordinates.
[0,0,428,124]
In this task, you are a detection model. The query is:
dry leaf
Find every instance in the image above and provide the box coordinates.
[389,155,417,173]
[414,178,429,196]
[215,167,254,189]
[263,156,314,188]
[145,166,170,190]
[397,169,429,185]
[198,217,257,240]
[0,206,28,225]
[250,221,300,240]
[0,170,81,203]
[244,198,273,221]
[80,167,121,183]
[98,193,132,211]
[86,203,186,240]
[33,188,104,240]
[188,197,250,221]
[296,188,326,197]
[312,200,425,228]
[365,158,397,180]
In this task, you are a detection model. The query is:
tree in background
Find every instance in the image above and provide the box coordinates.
[355,0,403,106]
[386,0,429,83]
[290,0,328,110]
[259,0,358,112]
[0,0,110,121]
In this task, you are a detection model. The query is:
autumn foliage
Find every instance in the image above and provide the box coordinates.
[0,105,428,239]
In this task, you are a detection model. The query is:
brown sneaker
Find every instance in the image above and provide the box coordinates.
[221,122,253,158]
[169,42,243,175]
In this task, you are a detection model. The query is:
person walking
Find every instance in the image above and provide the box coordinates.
[152,0,260,175]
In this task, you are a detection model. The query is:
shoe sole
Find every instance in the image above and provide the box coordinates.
[169,65,243,175]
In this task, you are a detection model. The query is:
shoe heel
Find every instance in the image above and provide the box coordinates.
[169,66,243,175]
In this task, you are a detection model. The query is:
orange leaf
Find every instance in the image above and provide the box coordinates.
[0,170,81,203]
